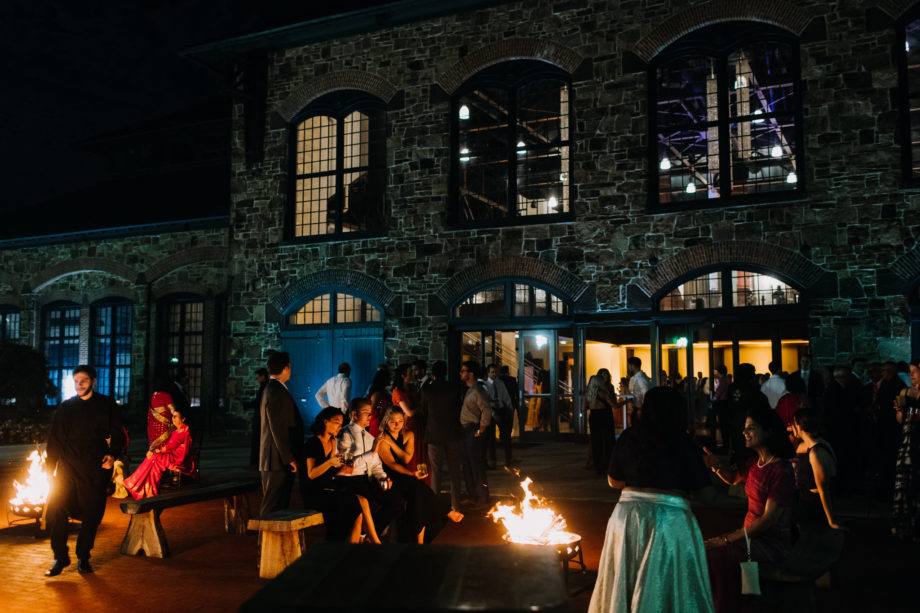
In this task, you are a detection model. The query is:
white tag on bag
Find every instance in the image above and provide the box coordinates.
[740,526,761,595]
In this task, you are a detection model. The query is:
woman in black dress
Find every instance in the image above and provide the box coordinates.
[376,406,463,543]
[304,407,364,542]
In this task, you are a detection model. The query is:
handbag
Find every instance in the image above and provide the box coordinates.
[740,526,761,595]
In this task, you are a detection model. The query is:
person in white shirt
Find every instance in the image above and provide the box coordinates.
[315,363,352,413]
[482,364,515,467]
[760,361,787,409]
[337,398,400,542]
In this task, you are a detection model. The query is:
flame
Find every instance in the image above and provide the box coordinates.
[10,450,51,507]
[489,477,574,546]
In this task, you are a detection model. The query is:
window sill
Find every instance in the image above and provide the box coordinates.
[446,212,575,231]
[646,190,807,215]
[282,231,387,246]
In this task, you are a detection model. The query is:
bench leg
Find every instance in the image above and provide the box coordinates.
[258,530,305,579]
[225,493,252,534]
[120,509,170,558]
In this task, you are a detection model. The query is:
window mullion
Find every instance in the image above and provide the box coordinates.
[336,117,345,235]
[717,54,731,198]
[508,87,517,219]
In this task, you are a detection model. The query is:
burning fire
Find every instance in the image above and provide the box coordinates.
[489,477,576,546]
[10,450,51,515]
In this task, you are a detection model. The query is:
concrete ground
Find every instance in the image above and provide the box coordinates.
[0,435,913,612]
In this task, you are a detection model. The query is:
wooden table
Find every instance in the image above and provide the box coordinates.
[241,542,571,612]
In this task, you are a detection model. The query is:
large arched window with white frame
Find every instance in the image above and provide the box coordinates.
[650,23,803,207]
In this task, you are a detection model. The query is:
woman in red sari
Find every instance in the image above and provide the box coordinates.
[125,407,196,499]
[147,373,176,451]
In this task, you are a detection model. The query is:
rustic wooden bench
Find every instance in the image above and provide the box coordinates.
[247,509,325,579]
[119,479,259,558]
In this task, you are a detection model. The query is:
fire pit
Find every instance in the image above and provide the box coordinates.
[489,477,586,577]
[9,450,50,525]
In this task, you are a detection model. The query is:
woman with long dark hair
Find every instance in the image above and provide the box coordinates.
[703,405,796,613]
[792,408,839,532]
[586,368,618,474]
[392,363,425,478]
[368,366,392,437]
[588,386,714,613]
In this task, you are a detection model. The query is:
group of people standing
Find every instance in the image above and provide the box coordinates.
[257,352,521,544]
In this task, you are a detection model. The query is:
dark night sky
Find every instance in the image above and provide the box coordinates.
[0,0,389,218]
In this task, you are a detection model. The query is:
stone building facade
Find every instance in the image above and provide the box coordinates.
[5,0,920,435]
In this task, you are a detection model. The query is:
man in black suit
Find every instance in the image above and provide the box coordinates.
[419,360,465,513]
[259,351,304,517]
[785,354,825,410]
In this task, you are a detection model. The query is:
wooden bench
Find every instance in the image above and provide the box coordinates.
[758,528,846,613]
[119,479,259,558]
[248,509,325,579]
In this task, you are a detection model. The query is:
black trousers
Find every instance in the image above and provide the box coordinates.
[588,408,616,473]
[485,412,513,465]
[260,469,294,518]
[47,467,111,560]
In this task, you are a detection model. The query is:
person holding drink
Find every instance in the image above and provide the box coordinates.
[376,405,463,543]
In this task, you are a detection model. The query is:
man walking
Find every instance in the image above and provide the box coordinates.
[419,361,465,513]
[45,365,126,576]
[459,361,492,509]
[315,362,352,413]
[260,351,303,518]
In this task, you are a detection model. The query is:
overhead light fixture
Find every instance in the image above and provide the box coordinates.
[548,196,558,209]
[460,148,470,163]
[771,145,783,158]
[752,109,765,124]
[517,141,526,155]
[734,75,748,89]
[459,104,470,120]
[685,182,697,194]
[659,158,671,170]
[786,172,798,184]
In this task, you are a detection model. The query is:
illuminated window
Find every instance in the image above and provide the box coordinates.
[901,14,920,180]
[42,302,81,403]
[291,92,386,239]
[0,306,19,341]
[161,298,203,407]
[452,61,572,225]
[91,300,132,405]
[732,270,799,307]
[658,269,800,311]
[287,292,381,326]
[651,24,801,206]
[454,281,569,318]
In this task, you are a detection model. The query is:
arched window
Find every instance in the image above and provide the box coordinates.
[657,268,801,312]
[0,306,19,341]
[42,301,81,402]
[91,298,133,405]
[289,91,386,240]
[650,23,802,207]
[899,9,920,182]
[451,60,572,225]
[159,295,204,406]
[454,281,569,319]
[287,292,382,326]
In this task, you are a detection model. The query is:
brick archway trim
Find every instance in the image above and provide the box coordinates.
[437,38,583,95]
[632,0,814,63]
[145,246,229,284]
[0,294,23,309]
[276,70,399,123]
[152,277,227,301]
[30,257,137,293]
[271,268,397,314]
[878,245,920,298]
[436,256,589,308]
[879,0,917,20]
[636,241,830,298]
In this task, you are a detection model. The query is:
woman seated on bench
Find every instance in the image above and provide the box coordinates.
[376,406,462,544]
[303,407,365,542]
[124,407,196,500]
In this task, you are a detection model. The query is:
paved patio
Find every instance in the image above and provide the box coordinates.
[0,435,913,612]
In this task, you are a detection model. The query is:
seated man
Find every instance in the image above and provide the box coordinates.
[338,398,402,541]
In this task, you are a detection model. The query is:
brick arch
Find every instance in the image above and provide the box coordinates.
[152,277,227,301]
[635,241,832,299]
[145,246,229,284]
[436,256,589,308]
[276,70,399,123]
[632,0,814,63]
[880,0,918,19]
[0,294,24,310]
[271,269,397,314]
[437,38,583,95]
[878,244,920,299]
[86,288,138,304]
[30,257,137,293]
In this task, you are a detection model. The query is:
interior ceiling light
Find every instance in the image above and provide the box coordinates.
[659,158,671,170]
[685,182,697,194]
[459,104,470,120]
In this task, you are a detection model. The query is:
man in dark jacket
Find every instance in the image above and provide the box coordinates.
[419,360,465,512]
[259,351,304,517]
[45,365,126,576]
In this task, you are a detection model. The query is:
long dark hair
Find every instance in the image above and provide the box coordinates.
[393,363,411,393]
[747,405,795,459]
[311,407,343,436]
[633,386,688,477]
[369,368,391,395]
